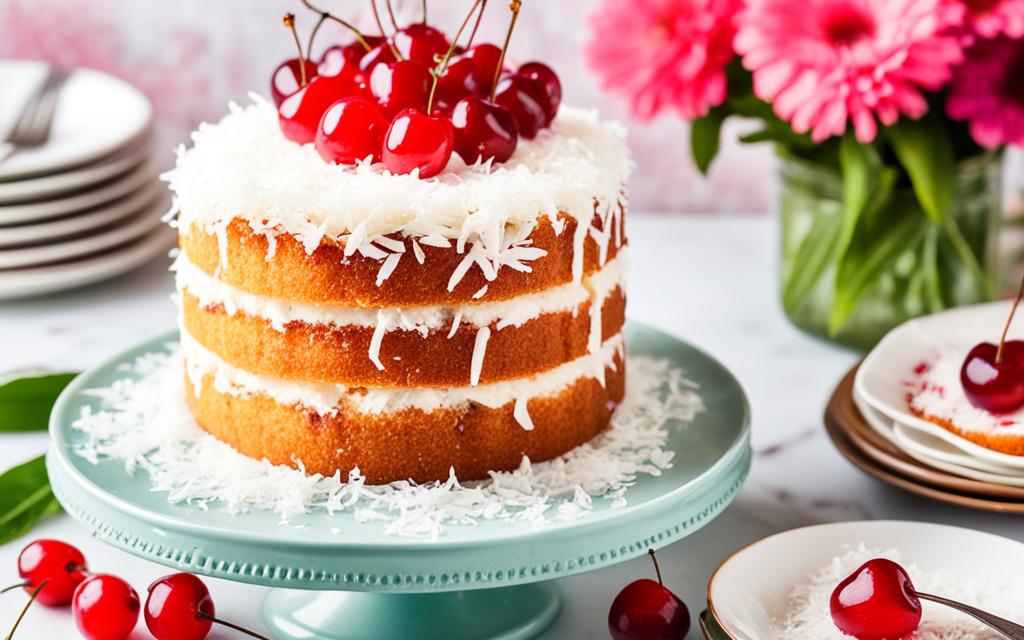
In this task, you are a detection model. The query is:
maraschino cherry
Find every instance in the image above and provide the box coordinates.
[494,75,551,139]
[73,574,140,640]
[961,274,1024,413]
[394,23,450,66]
[451,96,518,164]
[315,97,389,164]
[516,61,561,118]
[830,558,922,640]
[271,58,318,107]
[6,539,88,607]
[608,549,690,640]
[145,573,269,640]
[370,59,433,118]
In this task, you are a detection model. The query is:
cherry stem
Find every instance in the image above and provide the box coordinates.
[489,0,521,101]
[283,14,309,86]
[996,273,1024,364]
[386,0,399,31]
[647,549,663,586]
[427,0,483,113]
[301,0,372,52]
[4,580,46,640]
[466,0,488,49]
[369,0,403,59]
[0,583,29,596]
[199,612,271,640]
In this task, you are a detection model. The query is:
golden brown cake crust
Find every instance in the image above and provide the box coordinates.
[910,409,1024,456]
[180,288,626,386]
[184,350,626,484]
[180,212,625,306]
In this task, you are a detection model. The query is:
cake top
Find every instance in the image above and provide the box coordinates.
[165,97,631,251]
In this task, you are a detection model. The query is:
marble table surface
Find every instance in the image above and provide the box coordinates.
[1,213,1020,640]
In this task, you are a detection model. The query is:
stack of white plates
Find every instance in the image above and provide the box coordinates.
[0,61,174,301]
[854,301,1024,488]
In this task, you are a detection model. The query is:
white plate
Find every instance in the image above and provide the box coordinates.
[0,197,166,269]
[0,183,165,248]
[708,521,1024,640]
[0,226,174,301]
[855,301,1024,470]
[0,61,153,181]
[0,138,152,205]
[891,423,1024,486]
[0,159,159,226]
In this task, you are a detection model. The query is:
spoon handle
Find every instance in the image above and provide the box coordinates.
[915,591,1024,640]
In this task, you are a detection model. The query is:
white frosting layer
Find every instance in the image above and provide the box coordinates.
[165,97,632,261]
[174,252,625,333]
[908,347,1024,436]
[181,329,625,417]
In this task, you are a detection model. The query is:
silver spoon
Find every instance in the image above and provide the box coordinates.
[915,591,1024,639]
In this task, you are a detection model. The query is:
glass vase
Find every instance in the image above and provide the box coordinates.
[778,150,1002,352]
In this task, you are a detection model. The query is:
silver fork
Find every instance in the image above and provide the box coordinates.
[0,67,70,165]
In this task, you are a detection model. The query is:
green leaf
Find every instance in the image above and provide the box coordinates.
[782,210,843,314]
[943,215,997,300]
[835,134,879,266]
[690,106,728,175]
[0,455,61,545]
[886,114,956,224]
[829,196,926,334]
[0,372,77,432]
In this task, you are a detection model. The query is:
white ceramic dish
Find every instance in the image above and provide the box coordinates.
[855,301,1024,470]
[0,139,151,205]
[0,61,153,181]
[0,198,165,269]
[0,159,159,226]
[891,423,1024,485]
[0,184,165,248]
[708,520,1024,640]
[0,226,174,301]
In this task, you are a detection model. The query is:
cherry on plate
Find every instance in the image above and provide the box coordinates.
[608,550,690,640]
[14,539,88,607]
[315,97,389,165]
[393,24,450,66]
[494,75,551,139]
[451,97,518,164]
[830,558,922,640]
[73,575,140,640]
[382,108,454,178]
[370,60,433,119]
[961,341,1024,413]
[270,59,319,107]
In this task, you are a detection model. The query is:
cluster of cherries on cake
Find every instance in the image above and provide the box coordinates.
[272,1,561,179]
[4,538,268,640]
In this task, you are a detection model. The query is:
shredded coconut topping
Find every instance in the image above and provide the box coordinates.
[779,545,1020,639]
[71,347,702,538]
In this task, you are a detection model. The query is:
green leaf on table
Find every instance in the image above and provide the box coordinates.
[691,105,728,175]
[0,455,60,545]
[829,194,927,334]
[0,372,77,432]
[886,114,955,224]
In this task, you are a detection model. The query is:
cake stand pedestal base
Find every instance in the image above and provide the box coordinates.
[262,583,561,640]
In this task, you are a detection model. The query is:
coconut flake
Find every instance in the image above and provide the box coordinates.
[375,253,402,286]
[514,397,535,431]
[471,326,491,387]
[368,311,389,371]
[447,310,462,339]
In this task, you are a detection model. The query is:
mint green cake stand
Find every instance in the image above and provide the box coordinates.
[46,322,750,640]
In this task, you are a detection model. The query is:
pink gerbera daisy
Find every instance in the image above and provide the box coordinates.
[948,37,1024,147]
[960,0,1024,39]
[584,0,742,121]
[735,0,965,142]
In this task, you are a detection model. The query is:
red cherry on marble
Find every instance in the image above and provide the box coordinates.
[359,43,398,74]
[394,23,450,66]
[382,108,454,178]
[370,60,433,119]
[961,341,1024,413]
[830,558,922,640]
[315,97,388,165]
[516,61,561,120]
[451,97,518,164]
[73,575,140,640]
[14,539,88,607]
[279,73,369,144]
[144,573,214,640]
[608,550,690,640]
[461,44,504,89]
[494,75,551,139]
[270,59,319,107]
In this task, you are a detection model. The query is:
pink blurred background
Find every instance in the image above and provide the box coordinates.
[1,0,1020,213]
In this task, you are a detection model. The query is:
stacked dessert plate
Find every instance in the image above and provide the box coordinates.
[0,60,173,301]
[826,301,1024,512]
